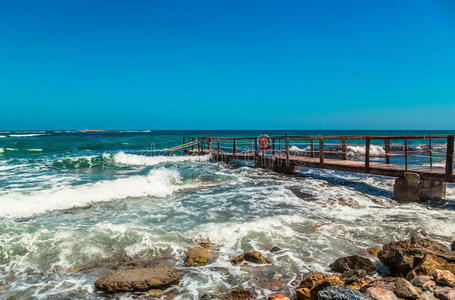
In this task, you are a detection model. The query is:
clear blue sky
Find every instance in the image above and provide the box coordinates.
[0,0,454,130]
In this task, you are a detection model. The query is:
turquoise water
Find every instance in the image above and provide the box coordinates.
[1,130,455,299]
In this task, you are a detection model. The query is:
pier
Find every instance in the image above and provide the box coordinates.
[179,134,455,202]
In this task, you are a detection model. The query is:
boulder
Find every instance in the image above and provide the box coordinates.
[419,291,438,300]
[407,254,455,280]
[341,270,368,290]
[393,278,419,299]
[270,246,281,253]
[225,290,252,299]
[94,267,181,293]
[378,237,455,276]
[317,286,372,300]
[366,287,398,300]
[148,289,163,297]
[185,247,212,267]
[329,255,377,275]
[296,272,343,300]
[410,275,434,288]
[433,269,455,287]
[452,241,455,251]
[230,251,272,265]
[434,287,455,300]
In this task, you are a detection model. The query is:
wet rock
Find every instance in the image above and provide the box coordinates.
[366,286,398,300]
[329,255,377,275]
[434,287,455,300]
[363,247,382,258]
[148,289,163,297]
[230,251,272,265]
[410,275,433,288]
[270,246,281,253]
[185,247,212,267]
[378,237,455,277]
[407,254,455,280]
[268,294,290,300]
[393,278,419,299]
[341,270,368,290]
[225,289,252,299]
[94,267,181,293]
[296,272,343,300]
[452,241,455,251]
[433,269,455,287]
[304,258,316,263]
[317,286,372,300]
[420,291,437,300]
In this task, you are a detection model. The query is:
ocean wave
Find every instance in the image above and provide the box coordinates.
[0,168,192,218]
[52,154,117,169]
[113,151,211,166]
[27,148,43,152]
[8,134,48,137]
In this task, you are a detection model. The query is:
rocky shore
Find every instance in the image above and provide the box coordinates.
[90,236,455,299]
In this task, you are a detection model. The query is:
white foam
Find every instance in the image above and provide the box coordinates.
[347,144,385,157]
[0,168,193,218]
[8,134,48,137]
[27,149,43,152]
[113,151,211,166]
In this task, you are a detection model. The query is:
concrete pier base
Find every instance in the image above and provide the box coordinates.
[393,172,446,202]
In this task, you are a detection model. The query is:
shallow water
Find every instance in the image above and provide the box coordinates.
[1,130,455,299]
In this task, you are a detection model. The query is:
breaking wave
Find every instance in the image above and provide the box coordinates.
[113,151,211,166]
[0,168,191,218]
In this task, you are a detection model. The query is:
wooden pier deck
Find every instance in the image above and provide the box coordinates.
[181,134,455,183]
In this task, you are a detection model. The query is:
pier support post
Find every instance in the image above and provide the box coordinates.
[393,172,446,202]
[254,157,298,174]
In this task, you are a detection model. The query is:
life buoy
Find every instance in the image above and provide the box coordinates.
[206,138,212,150]
[258,134,271,151]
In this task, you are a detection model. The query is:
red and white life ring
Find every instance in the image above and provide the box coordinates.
[258,134,271,151]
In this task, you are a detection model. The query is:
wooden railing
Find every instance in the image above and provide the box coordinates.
[183,134,455,181]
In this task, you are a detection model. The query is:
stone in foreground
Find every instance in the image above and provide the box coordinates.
[95,267,181,293]
[317,286,372,300]
[366,287,398,300]
[393,278,419,299]
[296,272,343,300]
[433,269,455,287]
[434,287,455,300]
[230,251,272,265]
[329,255,377,275]
[185,247,212,267]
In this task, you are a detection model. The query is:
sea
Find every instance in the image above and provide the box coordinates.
[1,130,454,299]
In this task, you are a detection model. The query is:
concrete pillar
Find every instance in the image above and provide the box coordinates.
[254,156,298,174]
[393,172,446,202]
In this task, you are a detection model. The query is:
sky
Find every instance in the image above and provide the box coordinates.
[0,0,454,130]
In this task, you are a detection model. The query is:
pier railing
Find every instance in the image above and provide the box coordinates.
[183,134,455,182]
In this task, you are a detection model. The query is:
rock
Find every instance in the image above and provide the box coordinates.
[407,254,455,280]
[433,269,455,287]
[420,291,437,300]
[366,287,398,300]
[148,289,163,297]
[268,294,290,300]
[452,241,455,251]
[378,237,455,277]
[434,287,455,300]
[185,247,212,267]
[317,286,372,300]
[94,267,181,293]
[270,246,281,253]
[363,247,382,258]
[410,275,433,288]
[329,255,377,275]
[296,272,343,300]
[341,270,368,290]
[393,278,419,299]
[230,251,272,265]
[225,289,252,299]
